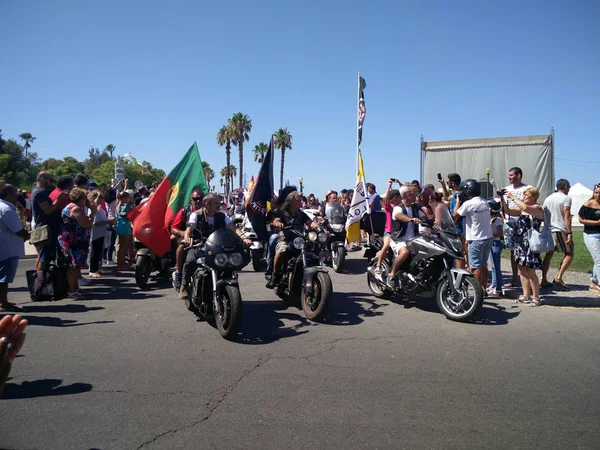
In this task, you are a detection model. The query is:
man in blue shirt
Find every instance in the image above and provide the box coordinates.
[367,183,382,212]
[0,184,30,311]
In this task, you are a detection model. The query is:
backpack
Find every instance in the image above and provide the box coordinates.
[27,268,55,302]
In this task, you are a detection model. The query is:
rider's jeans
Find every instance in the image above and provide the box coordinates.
[266,232,278,273]
[489,239,503,288]
[181,248,205,287]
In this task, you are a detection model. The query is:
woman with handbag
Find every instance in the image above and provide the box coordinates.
[501,187,545,306]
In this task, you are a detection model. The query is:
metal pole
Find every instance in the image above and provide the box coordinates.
[356,71,360,178]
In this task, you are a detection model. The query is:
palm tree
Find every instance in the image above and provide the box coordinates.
[228,112,252,189]
[220,165,237,193]
[104,144,116,159]
[201,161,214,191]
[19,133,36,157]
[253,142,269,164]
[273,128,293,190]
[216,125,233,197]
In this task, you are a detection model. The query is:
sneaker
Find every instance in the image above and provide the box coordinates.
[386,274,398,290]
[172,271,182,291]
[67,291,84,299]
[374,265,383,281]
[179,285,189,299]
[78,277,89,286]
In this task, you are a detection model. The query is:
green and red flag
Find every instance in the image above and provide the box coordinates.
[128,143,208,256]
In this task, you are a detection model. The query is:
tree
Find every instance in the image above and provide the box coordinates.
[0,136,39,188]
[40,156,86,178]
[273,128,293,190]
[216,125,233,198]
[104,144,116,159]
[19,133,36,157]
[202,161,215,191]
[253,142,268,164]
[91,160,165,187]
[83,147,112,176]
[220,165,236,193]
[228,112,252,189]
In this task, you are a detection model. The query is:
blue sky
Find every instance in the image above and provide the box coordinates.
[1,0,599,197]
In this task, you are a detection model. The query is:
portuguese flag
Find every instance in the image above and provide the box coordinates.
[128,142,208,257]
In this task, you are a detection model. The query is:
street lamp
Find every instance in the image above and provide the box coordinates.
[485,168,491,198]
[220,178,223,196]
[298,176,304,194]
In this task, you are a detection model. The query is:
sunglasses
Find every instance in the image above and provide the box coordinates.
[191,197,203,201]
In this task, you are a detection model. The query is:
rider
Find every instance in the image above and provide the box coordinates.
[179,193,251,299]
[230,197,245,216]
[170,188,205,291]
[387,186,425,289]
[266,190,320,289]
[265,185,298,278]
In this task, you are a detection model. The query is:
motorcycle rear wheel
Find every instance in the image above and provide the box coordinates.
[135,255,151,289]
[301,272,332,322]
[214,285,243,340]
[436,276,483,322]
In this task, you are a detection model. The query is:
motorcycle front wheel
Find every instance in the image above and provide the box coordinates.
[135,255,151,289]
[251,248,265,272]
[436,275,483,322]
[366,261,392,300]
[301,272,332,322]
[331,247,345,273]
[214,285,243,340]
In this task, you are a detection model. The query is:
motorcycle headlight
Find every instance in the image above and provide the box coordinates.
[228,252,243,266]
[331,224,344,233]
[293,237,305,249]
[308,231,318,242]
[318,232,328,243]
[214,253,228,267]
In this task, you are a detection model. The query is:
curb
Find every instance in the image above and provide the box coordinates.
[500,290,600,308]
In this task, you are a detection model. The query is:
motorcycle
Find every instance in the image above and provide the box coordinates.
[272,226,332,322]
[319,202,347,273]
[182,228,250,340]
[242,218,266,272]
[134,236,175,289]
[364,217,483,322]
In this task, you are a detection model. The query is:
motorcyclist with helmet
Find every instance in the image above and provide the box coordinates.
[453,179,493,292]
[265,190,321,289]
[179,193,251,299]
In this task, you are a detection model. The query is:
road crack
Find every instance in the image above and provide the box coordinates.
[135,353,272,449]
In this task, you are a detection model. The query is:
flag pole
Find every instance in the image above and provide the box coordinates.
[356,71,360,177]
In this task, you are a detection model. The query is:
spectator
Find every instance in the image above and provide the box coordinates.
[374,179,401,279]
[578,184,600,296]
[441,173,467,269]
[104,188,118,264]
[50,176,74,214]
[115,191,133,271]
[454,180,493,292]
[74,174,89,190]
[306,194,318,209]
[88,191,113,278]
[428,191,453,231]
[367,183,381,212]
[487,199,504,297]
[0,314,28,393]
[0,185,30,312]
[503,167,530,288]
[501,187,545,306]
[542,179,574,289]
[31,172,69,271]
[411,180,422,192]
[57,188,97,298]
[136,187,149,206]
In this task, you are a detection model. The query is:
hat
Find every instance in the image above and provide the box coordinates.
[88,182,99,189]
[325,190,337,201]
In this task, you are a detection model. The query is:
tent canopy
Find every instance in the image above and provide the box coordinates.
[569,182,593,228]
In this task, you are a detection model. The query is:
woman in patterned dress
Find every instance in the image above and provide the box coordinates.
[58,188,97,298]
[501,187,545,306]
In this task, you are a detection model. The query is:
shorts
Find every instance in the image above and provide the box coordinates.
[0,257,19,283]
[468,238,493,269]
[553,231,574,254]
[39,242,57,264]
[383,232,391,238]
[390,240,408,256]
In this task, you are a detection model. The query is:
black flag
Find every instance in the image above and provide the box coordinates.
[358,76,367,146]
[246,137,275,242]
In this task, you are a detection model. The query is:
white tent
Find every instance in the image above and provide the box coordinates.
[569,182,593,228]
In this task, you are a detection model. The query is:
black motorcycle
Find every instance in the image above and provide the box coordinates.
[365,218,483,322]
[319,202,347,273]
[272,226,332,322]
[182,228,250,340]
[134,236,175,289]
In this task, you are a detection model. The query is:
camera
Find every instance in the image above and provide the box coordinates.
[496,189,507,196]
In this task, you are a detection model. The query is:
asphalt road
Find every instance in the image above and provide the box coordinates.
[2,254,600,450]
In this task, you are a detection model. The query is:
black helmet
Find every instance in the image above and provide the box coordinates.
[488,198,501,213]
[459,179,481,198]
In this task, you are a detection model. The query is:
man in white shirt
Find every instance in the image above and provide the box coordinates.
[454,179,493,291]
[0,185,30,312]
[503,167,529,287]
[387,186,425,289]
[541,179,574,289]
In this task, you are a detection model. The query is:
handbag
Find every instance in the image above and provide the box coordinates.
[30,224,50,247]
[528,207,555,253]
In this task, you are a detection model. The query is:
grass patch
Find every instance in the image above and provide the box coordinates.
[501,230,593,273]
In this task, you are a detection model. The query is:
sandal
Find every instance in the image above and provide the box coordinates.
[540,280,554,288]
[529,297,542,307]
[553,279,569,290]
[503,281,519,288]
[513,295,531,304]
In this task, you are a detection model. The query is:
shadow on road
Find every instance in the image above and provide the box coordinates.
[1,378,93,399]
[342,256,369,275]
[324,291,387,326]
[23,315,114,327]
[22,304,105,314]
[85,278,164,300]
[236,301,312,345]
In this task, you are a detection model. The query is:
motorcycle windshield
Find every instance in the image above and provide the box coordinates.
[325,202,345,224]
[436,206,458,234]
